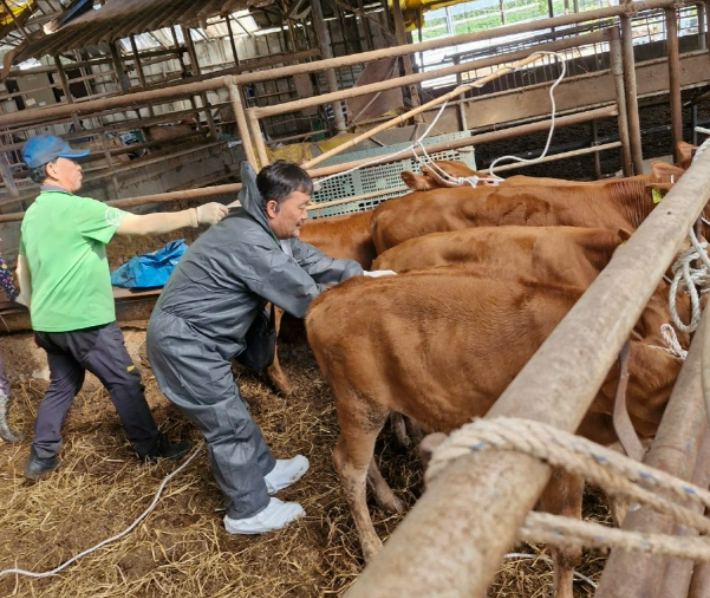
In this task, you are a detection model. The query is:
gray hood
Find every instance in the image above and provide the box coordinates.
[239,161,272,237]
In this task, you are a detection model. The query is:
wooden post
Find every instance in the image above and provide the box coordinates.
[225,16,241,66]
[227,81,258,170]
[129,35,155,118]
[247,107,268,168]
[595,314,710,598]
[392,0,422,119]
[666,6,683,163]
[109,41,130,93]
[0,155,18,198]
[100,133,121,198]
[52,55,82,131]
[610,28,633,176]
[453,56,468,132]
[621,14,644,174]
[310,0,347,133]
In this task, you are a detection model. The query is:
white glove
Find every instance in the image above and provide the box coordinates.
[194,203,229,226]
[363,270,397,278]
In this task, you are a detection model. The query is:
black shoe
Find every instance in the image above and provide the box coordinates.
[24,448,59,480]
[140,434,191,463]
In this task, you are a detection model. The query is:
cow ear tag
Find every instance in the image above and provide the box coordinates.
[652,188,664,204]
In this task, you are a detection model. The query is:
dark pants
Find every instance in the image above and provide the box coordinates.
[32,321,160,459]
[147,310,275,519]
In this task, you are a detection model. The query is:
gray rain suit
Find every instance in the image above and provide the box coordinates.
[146,163,363,519]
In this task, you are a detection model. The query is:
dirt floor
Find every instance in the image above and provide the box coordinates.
[0,323,610,598]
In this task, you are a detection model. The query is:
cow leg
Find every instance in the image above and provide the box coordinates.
[390,413,424,448]
[390,412,411,447]
[538,469,584,598]
[332,410,389,562]
[367,459,405,513]
[266,306,292,396]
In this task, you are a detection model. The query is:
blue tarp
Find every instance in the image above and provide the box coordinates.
[110,239,188,289]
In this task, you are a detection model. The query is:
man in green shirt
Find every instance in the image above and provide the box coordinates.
[18,134,228,479]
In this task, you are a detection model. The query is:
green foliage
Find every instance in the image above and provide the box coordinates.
[420,0,570,38]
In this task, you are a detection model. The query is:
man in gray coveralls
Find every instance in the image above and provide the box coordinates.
[146,160,365,534]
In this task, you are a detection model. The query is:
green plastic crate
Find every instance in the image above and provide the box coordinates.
[308,132,476,219]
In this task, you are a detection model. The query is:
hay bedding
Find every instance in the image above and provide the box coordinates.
[1,327,609,598]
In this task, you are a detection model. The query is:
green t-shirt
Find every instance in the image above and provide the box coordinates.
[19,190,128,332]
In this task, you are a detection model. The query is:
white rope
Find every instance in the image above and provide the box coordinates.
[657,323,688,360]
[314,50,563,191]
[0,442,204,580]
[668,227,710,333]
[487,52,567,175]
[427,417,710,560]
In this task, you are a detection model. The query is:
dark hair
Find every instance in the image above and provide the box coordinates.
[256,160,313,206]
[29,162,51,184]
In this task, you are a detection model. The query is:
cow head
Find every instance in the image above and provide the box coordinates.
[401,160,496,191]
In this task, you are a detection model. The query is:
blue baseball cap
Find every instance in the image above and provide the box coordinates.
[22,134,90,169]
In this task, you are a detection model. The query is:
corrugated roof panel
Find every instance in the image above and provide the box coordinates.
[11,0,265,63]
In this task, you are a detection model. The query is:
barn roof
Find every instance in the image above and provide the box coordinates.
[5,0,272,65]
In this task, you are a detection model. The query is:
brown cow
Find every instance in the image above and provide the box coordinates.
[373,163,687,253]
[300,210,376,269]
[305,267,682,597]
[373,225,627,286]
[264,209,376,395]
[401,143,695,191]
[372,225,691,351]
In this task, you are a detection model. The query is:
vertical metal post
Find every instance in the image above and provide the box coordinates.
[247,107,269,168]
[666,7,683,163]
[698,2,707,50]
[610,28,632,176]
[100,133,121,198]
[453,56,468,133]
[52,55,82,130]
[227,81,258,170]
[591,120,602,179]
[621,14,644,174]
[109,41,130,93]
[596,314,710,598]
[181,25,215,138]
[225,16,240,66]
[310,0,347,132]
[129,35,155,118]
[0,155,18,198]
[391,0,422,118]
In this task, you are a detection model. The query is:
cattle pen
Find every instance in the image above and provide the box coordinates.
[2,0,710,596]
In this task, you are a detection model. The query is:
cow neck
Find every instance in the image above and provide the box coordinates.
[606,175,656,229]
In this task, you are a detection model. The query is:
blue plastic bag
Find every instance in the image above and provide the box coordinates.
[110,239,188,289]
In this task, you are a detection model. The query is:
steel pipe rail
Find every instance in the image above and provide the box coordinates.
[0,0,688,131]
[343,150,710,598]
[595,312,710,597]
[0,105,616,223]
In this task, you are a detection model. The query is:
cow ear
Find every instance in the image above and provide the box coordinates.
[650,161,685,183]
[676,141,696,169]
[401,171,435,191]
[617,228,633,242]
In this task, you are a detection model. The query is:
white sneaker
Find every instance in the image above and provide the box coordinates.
[223,497,305,535]
[264,455,309,495]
